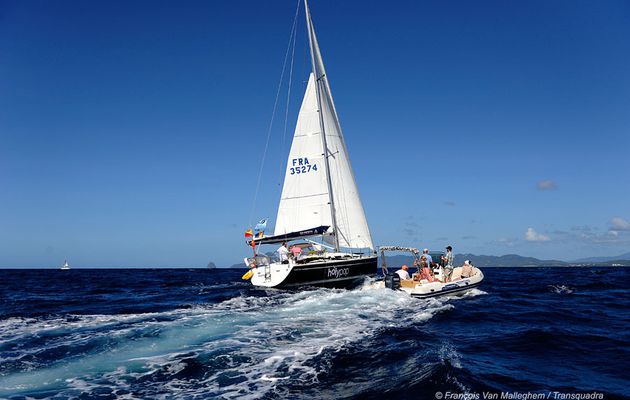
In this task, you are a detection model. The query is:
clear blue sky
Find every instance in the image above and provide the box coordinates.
[1,0,629,267]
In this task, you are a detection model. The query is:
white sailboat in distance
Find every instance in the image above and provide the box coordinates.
[60,259,70,270]
[243,0,377,288]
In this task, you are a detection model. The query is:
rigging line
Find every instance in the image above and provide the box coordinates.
[248,0,301,226]
[279,0,300,184]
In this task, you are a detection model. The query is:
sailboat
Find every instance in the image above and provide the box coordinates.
[243,0,377,288]
[60,259,70,270]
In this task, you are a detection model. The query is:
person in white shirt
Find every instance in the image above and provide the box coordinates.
[395,265,411,280]
[277,242,289,263]
[461,260,474,278]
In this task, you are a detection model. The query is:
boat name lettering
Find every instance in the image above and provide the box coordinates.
[327,267,349,279]
[289,158,318,175]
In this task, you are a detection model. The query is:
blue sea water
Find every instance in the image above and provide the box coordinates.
[0,267,628,399]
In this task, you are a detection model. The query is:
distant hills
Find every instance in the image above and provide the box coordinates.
[381,252,630,268]
[572,252,630,263]
[225,251,630,268]
[454,254,568,267]
[382,253,565,268]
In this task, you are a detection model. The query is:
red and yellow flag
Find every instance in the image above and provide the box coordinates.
[244,228,253,238]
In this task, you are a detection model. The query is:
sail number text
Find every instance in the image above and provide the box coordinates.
[289,158,318,175]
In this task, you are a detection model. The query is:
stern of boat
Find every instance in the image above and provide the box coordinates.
[244,254,377,288]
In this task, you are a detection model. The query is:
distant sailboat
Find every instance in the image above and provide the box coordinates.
[60,259,70,270]
[243,0,377,288]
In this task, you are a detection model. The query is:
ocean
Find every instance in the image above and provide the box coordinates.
[0,267,628,399]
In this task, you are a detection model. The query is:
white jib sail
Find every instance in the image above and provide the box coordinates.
[274,8,373,251]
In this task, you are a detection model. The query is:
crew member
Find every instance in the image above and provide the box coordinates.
[423,248,434,267]
[395,264,411,280]
[277,242,289,263]
[420,256,435,282]
[290,244,302,260]
[442,245,454,281]
[461,260,474,278]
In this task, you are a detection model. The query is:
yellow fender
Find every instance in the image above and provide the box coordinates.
[242,269,254,280]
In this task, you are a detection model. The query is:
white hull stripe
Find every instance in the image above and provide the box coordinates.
[409,282,482,298]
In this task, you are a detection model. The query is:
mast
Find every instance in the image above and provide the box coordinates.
[304,0,340,252]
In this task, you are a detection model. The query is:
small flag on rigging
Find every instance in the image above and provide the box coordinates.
[254,218,268,232]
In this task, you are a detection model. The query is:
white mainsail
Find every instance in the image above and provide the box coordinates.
[274,74,331,236]
[274,1,373,251]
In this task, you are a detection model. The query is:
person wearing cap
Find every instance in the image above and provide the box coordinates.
[443,246,454,267]
[395,264,411,280]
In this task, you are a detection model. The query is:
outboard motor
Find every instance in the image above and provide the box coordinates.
[384,273,401,290]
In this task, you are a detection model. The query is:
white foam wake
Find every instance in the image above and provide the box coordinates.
[0,286,465,399]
